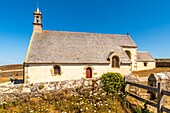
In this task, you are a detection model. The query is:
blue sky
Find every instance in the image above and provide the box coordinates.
[0,0,170,66]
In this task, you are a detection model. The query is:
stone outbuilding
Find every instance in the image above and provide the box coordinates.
[137,52,155,71]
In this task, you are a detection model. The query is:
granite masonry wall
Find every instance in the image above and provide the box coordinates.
[0,78,103,104]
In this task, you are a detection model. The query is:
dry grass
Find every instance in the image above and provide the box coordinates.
[165,96,170,109]
[0,69,23,83]
[0,64,22,71]
[0,71,23,77]
[0,64,23,83]
[0,76,11,83]
[0,75,23,83]
[126,96,156,113]
[132,68,170,77]
[0,89,129,113]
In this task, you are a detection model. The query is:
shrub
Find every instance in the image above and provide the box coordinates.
[101,72,124,94]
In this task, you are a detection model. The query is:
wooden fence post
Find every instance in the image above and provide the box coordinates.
[125,81,170,112]
[123,77,127,108]
[157,82,166,113]
[124,77,126,93]
[157,82,162,113]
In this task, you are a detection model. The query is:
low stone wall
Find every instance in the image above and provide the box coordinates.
[156,58,170,67]
[0,78,103,104]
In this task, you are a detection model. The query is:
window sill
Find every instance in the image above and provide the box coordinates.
[111,67,120,69]
[52,74,61,76]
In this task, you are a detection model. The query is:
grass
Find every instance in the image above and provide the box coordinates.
[132,67,170,77]
[0,76,11,83]
[0,89,154,113]
[0,71,23,83]
[0,75,23,83]
[0,64,23,83]
[0,91,153,113]
[0,89,129,113]
[0,64,22,71]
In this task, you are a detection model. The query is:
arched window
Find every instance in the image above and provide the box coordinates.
[112,56,119,68]
[54,65,61,75]
[125,50,131,59]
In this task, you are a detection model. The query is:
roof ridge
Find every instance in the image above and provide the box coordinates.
[42,30,128,36]
[138,51,149,53]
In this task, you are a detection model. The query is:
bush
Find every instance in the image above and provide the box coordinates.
[101,72,124,94]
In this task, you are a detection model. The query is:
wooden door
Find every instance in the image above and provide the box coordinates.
[86,68,92,78]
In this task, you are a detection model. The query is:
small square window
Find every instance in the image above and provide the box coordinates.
[54,65,61,75]
[144,62,147,66]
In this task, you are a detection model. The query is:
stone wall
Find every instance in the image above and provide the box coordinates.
[156,58,170,67]
[0,78,103,104]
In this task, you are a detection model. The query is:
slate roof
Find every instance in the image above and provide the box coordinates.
[25,30,136,64]
[108,46,132,64]
[137,52,155,62]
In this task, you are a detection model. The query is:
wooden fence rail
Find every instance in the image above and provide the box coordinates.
[125,80,170,113]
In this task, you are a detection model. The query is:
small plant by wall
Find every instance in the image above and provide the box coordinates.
[101,72,124,94]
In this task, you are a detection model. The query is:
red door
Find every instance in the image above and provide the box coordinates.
[86,68,92,78]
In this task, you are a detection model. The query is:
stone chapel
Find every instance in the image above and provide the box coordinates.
[24,8,155,83]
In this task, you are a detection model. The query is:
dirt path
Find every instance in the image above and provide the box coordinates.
[0,69,23,73]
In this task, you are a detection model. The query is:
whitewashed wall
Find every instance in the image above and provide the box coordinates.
[24,64,131,83]
[136,62,155,71]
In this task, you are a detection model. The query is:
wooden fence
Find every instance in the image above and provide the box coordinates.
[125,81,170,113]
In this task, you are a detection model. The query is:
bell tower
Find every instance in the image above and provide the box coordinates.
[33,3,43,33]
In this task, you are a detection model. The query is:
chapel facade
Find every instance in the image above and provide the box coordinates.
[24,8,155,83]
